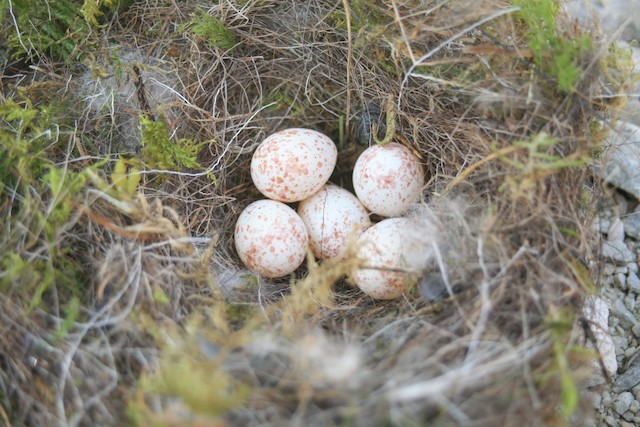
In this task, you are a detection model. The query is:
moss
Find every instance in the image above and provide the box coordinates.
[138,115,206,172]
[181,10,237,51]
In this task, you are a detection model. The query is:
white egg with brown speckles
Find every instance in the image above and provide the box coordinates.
[353,217,421,300]
[251,128,338,202]
[353,142,424,217]
[234,200,308,278]
[298,184,372,260]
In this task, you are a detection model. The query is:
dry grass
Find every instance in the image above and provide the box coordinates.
[0,0,632,426]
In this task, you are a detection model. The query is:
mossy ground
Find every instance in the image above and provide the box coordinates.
[0,1,635,426]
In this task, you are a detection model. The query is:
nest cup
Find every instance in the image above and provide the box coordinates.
[0,1,628,426]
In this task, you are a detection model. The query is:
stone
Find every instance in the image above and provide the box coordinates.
[602,121,640,201]
[584,296,619,377]
[615,392,634,415]
[622,410,635,422]
[629,272,640,293]
[590,392,603,409]
[604,391,614,408]
[605,415,617,426]
[616,266,630,275]
[634,383,640,400]
[612,298,638,328]
[610,217,627,242]
[623,207,640,240]
[605,263,618,276]
[629,400,640,413]
[614,362,640,393]
[603,239,636,265]
[615,272,628,290]
[632,324,640,338]
[629,262,639,273]
[621,421,636,427]
[625,294,636,311]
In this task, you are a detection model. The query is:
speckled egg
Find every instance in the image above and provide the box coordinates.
[352,142,424,217]
[353,217,421,300]
[234,200,309,278]
[298,184,372,260]
[251,128,338,202]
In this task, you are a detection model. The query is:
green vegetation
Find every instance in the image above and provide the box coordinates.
[182,11,237,50]
[0,95,87,308]
[139,115,206,171]
[513,0,592,93]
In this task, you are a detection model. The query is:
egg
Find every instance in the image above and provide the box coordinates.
[251,128,338,202]
[353,217,422,300]
[234,200,309,278]
[298,184,372,260]
[352,142,424,217]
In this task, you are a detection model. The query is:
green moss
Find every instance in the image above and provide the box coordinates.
[181,10,237,50]
[139,115,206,172]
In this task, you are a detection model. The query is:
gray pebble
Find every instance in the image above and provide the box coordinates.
[621,421,635,427]
[605,263,617,276]
[632,383,640,400]
[622,410,635,422]
[614,364,640,393]
[612,299,638,328]
[629,399,640,413]
[604,391,614,407]
[626,347,639,359]
[623,207,640,240]
[625,294,636,311]
[615,392,635,415]
[617,266,630,275]
[628,272,640,293]
[615,273,628,291]
[606,414,617,426]
[591,392,603,409]
[628,262,638,274]
[603,240,636,265]
[633,323,640,338]
[610,217,626,243]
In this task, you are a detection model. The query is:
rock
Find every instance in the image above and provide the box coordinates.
[584,296,619,376]
[623,207,640,240]
[590,391,603,409]
[603,239,636,265]
[629,272,640,293]
[605,414,617,426]
[614,360,640,393]
[615,272,628,290]
[634,383,640,400]
[612,298,639,328]
[633,324,640,338]
[602,121,640,201]
[605,263,618,276]
[629,400,640,413]
[604,391,614,408]
[615,392,634,415]
[622,421,636,427]
[625,294,636,311]
[610,217,627,242]
[622,410,635,421]
[564,1,640,51]
[629,262,638,274]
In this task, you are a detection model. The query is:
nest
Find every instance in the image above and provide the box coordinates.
[0,0,632,426]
